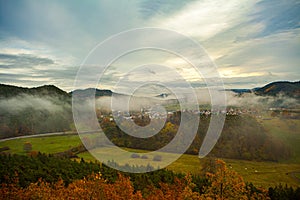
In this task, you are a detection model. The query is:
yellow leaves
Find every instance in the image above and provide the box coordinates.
[145,174,202,200]
[160,122,177,135]
[0,160,270,199]
[0,173,144,200]
[202,159,270,200]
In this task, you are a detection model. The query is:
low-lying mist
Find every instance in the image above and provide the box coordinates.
[0,94,72,138]
[226,91,299,109]
[0,94,70,113]
[0,88,298,139]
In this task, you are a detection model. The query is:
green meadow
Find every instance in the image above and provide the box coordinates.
[0,134,81,155]
[78,148,300,188]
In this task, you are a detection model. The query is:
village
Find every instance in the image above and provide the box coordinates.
[96,106,262,122]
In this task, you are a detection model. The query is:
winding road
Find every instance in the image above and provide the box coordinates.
[0,130,102,142]
[0,131,76,142]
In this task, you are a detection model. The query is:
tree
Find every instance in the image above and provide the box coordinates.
[202,159,269,200]
[202,159,248,199]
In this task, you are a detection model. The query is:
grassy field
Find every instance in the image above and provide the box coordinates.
[0,134,81,155]
[77,147,300,188]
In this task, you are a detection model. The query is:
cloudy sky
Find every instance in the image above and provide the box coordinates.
[0,0,299,91]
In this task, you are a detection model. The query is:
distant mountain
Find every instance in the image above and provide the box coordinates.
[0,84,72,139]
[229,81,300,98]
[70,88,113,98]
[226,89,252,94]
[0,84,70,99]
[254,81,300,98]
[0,84,116,99]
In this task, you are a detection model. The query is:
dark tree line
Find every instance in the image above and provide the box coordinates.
[98,114,291,162]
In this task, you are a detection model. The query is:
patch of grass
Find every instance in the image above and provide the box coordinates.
[167,154,300,188]
[0,135,81,155]
[167,154,202,175]
[78,147,300,188]
[78,147,182,169]
[222,158,300,188]
[294,173,300,180]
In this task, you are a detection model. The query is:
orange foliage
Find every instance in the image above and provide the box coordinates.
[0,173,199,200]
[0,160,270,200]
[201,159,269,200]
[146,174,201,200]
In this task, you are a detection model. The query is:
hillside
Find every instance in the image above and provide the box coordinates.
[0,84,119,139]
[70,88,113,98]
[98,114,291,162]
[0,84,115,99]
[254,81,300,98]
[0,84,73,138]
[0,84,70,99]
[229,81,300,98]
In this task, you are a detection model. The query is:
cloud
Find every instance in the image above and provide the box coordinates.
[138,0,196,19]
[0,51,79,90]
[213,29,300,88]
[250,0,300,37]
[0,53,54,68]
[0,94,69,114]
[226,91,299,108]
[0,0,299,90]
[155,0,257,40]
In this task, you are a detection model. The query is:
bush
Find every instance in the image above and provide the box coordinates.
[131,153,140,158]
[153,155,162,161]
[141,155,148,159]
[23,142,32,152]
[0,146,10,152]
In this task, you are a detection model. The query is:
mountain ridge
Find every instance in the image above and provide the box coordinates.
[0,84,115,99]
[254,81,300,98]
[1,81,299,99]
[0,84,70,99]
[228,81,300,98]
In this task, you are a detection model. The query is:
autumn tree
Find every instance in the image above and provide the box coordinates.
[146,174,201,200]
[202,159,248,199]
[202,159,269,200]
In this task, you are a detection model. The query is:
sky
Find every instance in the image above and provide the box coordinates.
[0,0,299,92]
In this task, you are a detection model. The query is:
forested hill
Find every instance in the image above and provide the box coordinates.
[70,88,113,98]
[229,81,300,98]
[0,84,115,99]
[0,84,70,99]
[0,84,117,139]
[254,81,300,98]
[0,84,73,138]
[100,114,291,162]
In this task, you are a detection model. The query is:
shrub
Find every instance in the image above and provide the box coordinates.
[131,153,140,158]
[23,142,32,152]
[0,146,10,152]
[153,155,162,161]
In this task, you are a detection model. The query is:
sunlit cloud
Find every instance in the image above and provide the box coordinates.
[0,0,299,90]
[156,0,257,40]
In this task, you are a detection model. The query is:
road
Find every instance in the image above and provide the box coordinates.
[0,130,101,142]
[0,131,76,142]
